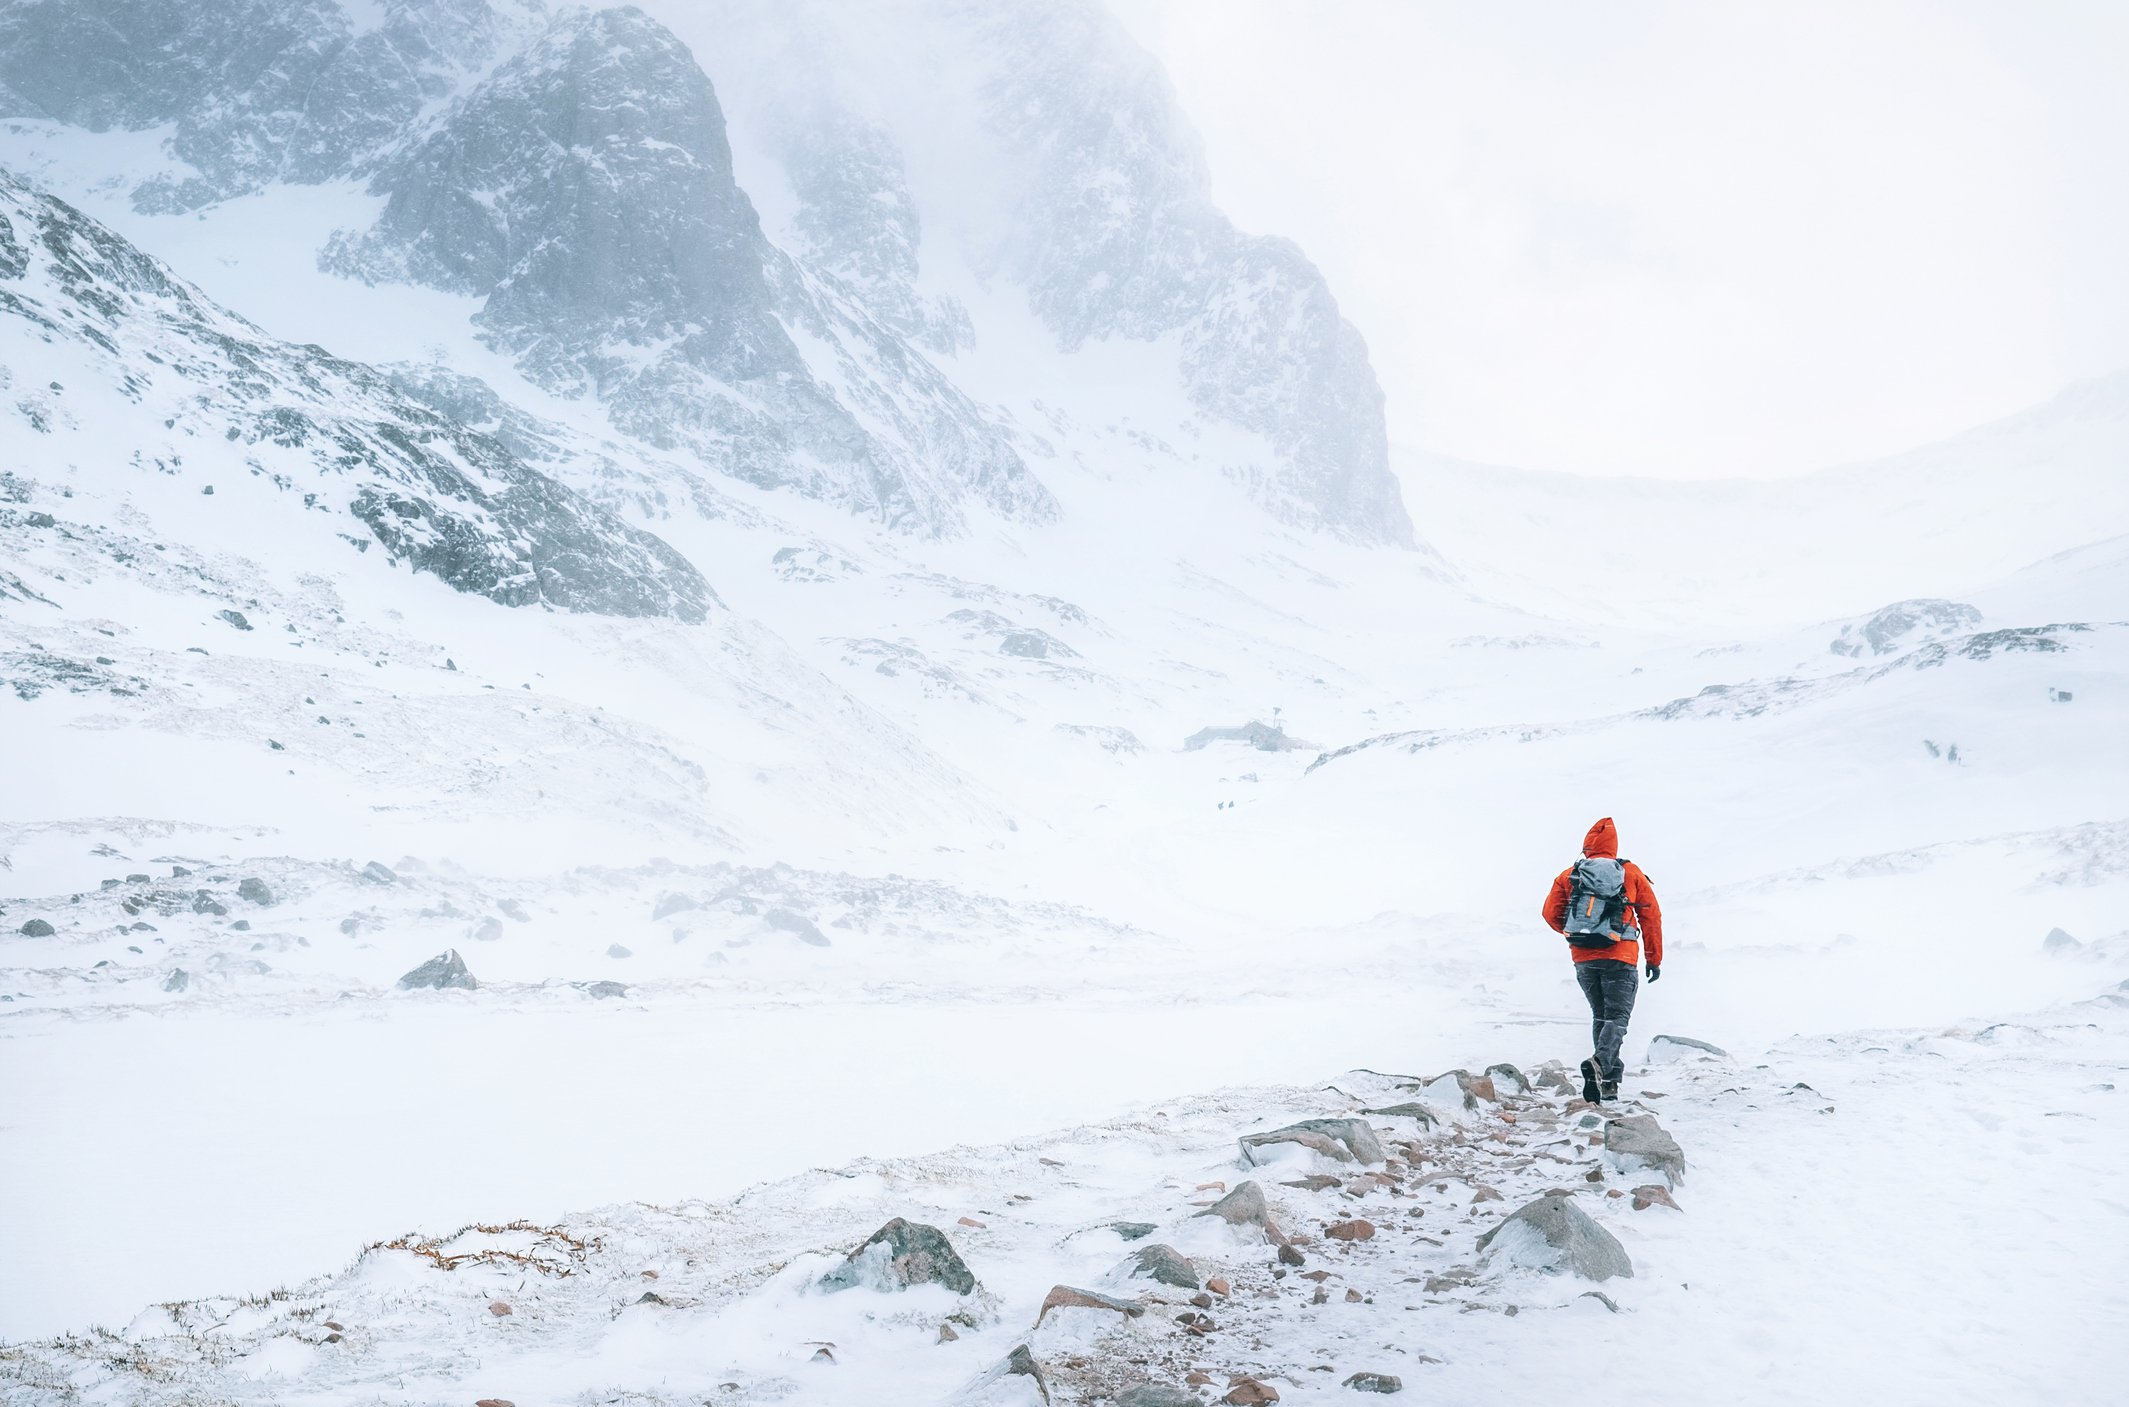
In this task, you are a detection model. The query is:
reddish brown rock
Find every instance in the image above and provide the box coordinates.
[1344,1288,1364,1302]
[957,1216,986,1229]
[486,1301,513,1317]
[1631,1184,1680,1211]
[1206,1276,1231,1296]
[1035,1284,1145,1326]
[1325,1219,1375,1241]
[1225,1379,1280,1405]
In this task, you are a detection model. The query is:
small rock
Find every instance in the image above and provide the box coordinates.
[1359,1101,1439,1128]
[216,609,252,631]
[475,1400,515,1407]
[1325,1219,1375,1241]
[1187,1372,1214,1386]
[957,1344,1048,1404]
[1195,1181,1284,1242]
[1035,1284,1143,1325]
[1345,1287,1364,1302]
[236,878,274,906]
[634,1291,669,1306]
[486,1300,512,1316]
[812,1344,836,1364]
[1343,1372,1403,1393]
[397,949,477,991]
[1581,1290,1622,1312]
[1631,1184,1679,1211]
[1311,1285,1329,1304]
[18,919,55,937]
[1604,1114,1687,1187]
[359,861,398,885]
[580,981,629,999]
[497,899,530,922]
[606,943,633,959]
[192,891,228,915]
[162,969,189,993]
[1128,1243,1201,1289]
[1224,1378,1279,1405]
[1190,1291,1213,1308]
[651,892,698,920]
[1484,1063,1531,1094]
[1277,1244,1305,1265]
[1471,1187,1503,1204]
[1111,1221,1156,1241]
[231,919,251,931]
[1282,1173,1343,1191]
[820,1218,977,1295]
[938,1321,960,1343]
[1118,1387,1200,1407]
[1206,1275,1230,1296]
[473,917,504,941]
[2042,927,2080,953]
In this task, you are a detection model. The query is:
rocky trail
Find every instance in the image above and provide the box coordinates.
[19,1000,2122,1407]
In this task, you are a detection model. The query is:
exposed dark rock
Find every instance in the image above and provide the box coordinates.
[1343,1373,1402,1394]
[819,1218,976,1295]
[230,919,251,931]
[497,899,530,922]
[1194,1181,1285,1243]
[1830,598,1980,657]
[998,630,1052,659]
[1127,1244,1199,1289]
[956,1343,1049,1405]
[18,919,54,937]
[216,608,252,631]
[1477,1194,1633,1280]
[397,948,476,991]
[236,878,274,906]
[1484,1063,1531,1094]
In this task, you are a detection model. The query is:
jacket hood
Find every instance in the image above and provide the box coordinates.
[1582,817,1618,858]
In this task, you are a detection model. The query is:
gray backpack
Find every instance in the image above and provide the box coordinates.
[1563,857,1634,947]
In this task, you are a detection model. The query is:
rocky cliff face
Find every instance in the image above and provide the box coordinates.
[0,168,715,620]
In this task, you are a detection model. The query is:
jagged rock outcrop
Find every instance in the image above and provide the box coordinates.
[0,170,715,621]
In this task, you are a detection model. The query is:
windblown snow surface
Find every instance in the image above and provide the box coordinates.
[3,4,2128,1404]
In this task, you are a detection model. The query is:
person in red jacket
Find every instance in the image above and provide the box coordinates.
[1542,817,1663,1102]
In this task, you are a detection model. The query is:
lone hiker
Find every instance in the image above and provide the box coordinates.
[1542,817,1664,1103]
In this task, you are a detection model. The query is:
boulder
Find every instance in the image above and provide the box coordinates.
[191,891,228,916]
[1604,1114,1686,1187]
[1476,1194,1633,1281]
[819,1218,976,1295]
[1324,1219,1375,1242]
[1647,1034,1726,1063]
[1034,1284,1143,1325]
[1110,1221,1157,1242]
[1126,1244,1200,1289]
[216,609,253,631]
[1530,1060,1577,1094]
[1239,1117,1385,1166]
[606,943,633,959]
[953,1344,1049,1406]
[1631,1184,1679,1211]
[1484,1063,1532,1095]
[18,919,55,937]
[162,969,189,993]
[1223,1379,1279,1405]
[236,878,274,906]
[1118,1387,1199,1407]
[579,981,629,999]
[1194,1181,1284,1243]
[2042,927,2081,953]
[1343,1373,1403,1393]
[360,861,399,885]
[651,892,697,920]
[397,949,477,991]
[473,917,505,941]
[765,908,831,947]
[1416,1069,1497,1110]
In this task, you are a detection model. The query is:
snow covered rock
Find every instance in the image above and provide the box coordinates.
[1193,1181,1285,1242]
[2043,927,2081,953]
[953,1343,1051,1406]
[1343,1373,1404,1394]
[1830,599,1982,657]
[396,949,476,991]
[1033,1284,1144,1326]
[1476,1192,1634,1281]
[1238,1117,1386,1166]
[236,879,275,907]
[1124,1243,1200,1290]
[1649,1034,1729,1063]
[1604,1114,1687,1187]
[17,918,53,937]
[1485,1063,1533,1095]
[818,1217,977,1295]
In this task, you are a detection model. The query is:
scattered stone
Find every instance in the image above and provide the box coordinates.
[1195,1181,1284,1242]
[397,949,477,991]
[1484,1063,1531,1094]
[359,861,398,885]
[475,1400,514,1407]
[473,917,505,941]
[634,1291,669,1306]
[1034,1284,1143,1325]
[812,1344,836,1363]
[1344,1372,1403,1393]
[958,1216,987,1229]
[765,908,831,947]
[1277,1245,1305,1266]
[1118,1387,1199,1407]
[1206,1276,1230,1296]
[606,943,633,959]
[1476,1194,1634,1281]
[1282,1174,1343,1191]
[1128,1243,1201,1289]
[938,1321,959,1343]
[230,919,251,932]
[1344,1287,1364,1302]
[162,969,189,993]
[170,865,192,878]
[192,891,228,916]
[486,1300,512,1316]
[1471,1187,1503,1205]
[1580,1290,1622,1312]
[1325,1218,1375,1241]
[2042,927,2081,953]
[820,1218,977,1295]
[1190,1291,1213,1308]
[1240,1117,1386,1166]
[1631,1184,1679,1212]
[1187,1371,1214,1385]
[1224,1378,1280,1405]
[215,609,252,631]
[1604,1114,1687,1187]
[18,919,54,937]
[236,878,274,906]
[579,981,628,999]
[1647,1034,1727,1062]
[1111,1221,1157,1241]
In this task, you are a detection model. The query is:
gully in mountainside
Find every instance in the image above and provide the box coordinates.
[1542,817,1666,1101]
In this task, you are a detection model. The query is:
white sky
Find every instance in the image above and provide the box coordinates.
[1119,0,2129,478]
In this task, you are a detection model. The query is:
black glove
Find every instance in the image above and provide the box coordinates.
[1645,963,1661,982]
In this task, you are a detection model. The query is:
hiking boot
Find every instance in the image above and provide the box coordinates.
[1600,1078,1620,1102]
[1579,1058,1601,1104]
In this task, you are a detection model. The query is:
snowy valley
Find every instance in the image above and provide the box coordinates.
[1,2,2125,1404]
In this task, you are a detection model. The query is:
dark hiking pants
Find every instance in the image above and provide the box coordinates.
[1576,958,1639,1086]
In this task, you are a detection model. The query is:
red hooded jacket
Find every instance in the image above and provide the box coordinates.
[1543,817,1663,967]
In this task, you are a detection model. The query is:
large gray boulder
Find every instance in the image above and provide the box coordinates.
[1239,1116,1386,1166]
[819,1218,976,1295]
[236,877,274,906]
[396,949,476,991]
[18,919,55,937]
[1125,1243,1200,1289]
[1605,1114,1687,1187]
[1477,1193,1633,1281]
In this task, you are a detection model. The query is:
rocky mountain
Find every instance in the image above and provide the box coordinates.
[0,167,713,620]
